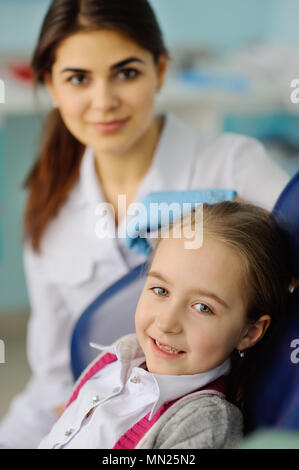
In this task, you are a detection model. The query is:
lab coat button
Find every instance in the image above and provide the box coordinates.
[130,375,141,384]
[65,428,74,437]
[92,395,100,404]
[52,443,60,449]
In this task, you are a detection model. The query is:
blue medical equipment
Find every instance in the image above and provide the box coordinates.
[70,189,236,379]
[126,189,236,257]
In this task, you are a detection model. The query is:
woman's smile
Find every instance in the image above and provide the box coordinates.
[93,117,130,134]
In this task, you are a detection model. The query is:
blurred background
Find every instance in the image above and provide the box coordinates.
[0,0,299,420]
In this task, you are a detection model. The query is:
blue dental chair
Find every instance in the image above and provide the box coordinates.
[246,170,299,432]
[70,176,299,432]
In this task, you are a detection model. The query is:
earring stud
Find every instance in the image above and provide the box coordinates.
[238,350,245,358]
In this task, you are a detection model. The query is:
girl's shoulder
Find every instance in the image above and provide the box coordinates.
[138,392,243,449]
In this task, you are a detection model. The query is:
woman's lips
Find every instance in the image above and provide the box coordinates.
[93,117,129,133]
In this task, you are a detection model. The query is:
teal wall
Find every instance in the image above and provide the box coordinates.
[0,115,44,312]
[0,0,299,313]
[1,1,299,54]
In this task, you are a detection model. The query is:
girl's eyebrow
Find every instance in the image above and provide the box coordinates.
[148,270,229,309]
[60,57,145,74]
[194,289,229,309]
[148,270,171,284]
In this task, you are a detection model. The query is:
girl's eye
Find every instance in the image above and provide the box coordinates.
[67,74,89,86]
[194,303,213,314]
[116,68,140,81]
[151,287,168,297]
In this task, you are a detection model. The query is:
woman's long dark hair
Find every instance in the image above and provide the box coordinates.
[24,0,168,252]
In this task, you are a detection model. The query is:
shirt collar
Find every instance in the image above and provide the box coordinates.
[149,357,230,419]
[90,334,231,420]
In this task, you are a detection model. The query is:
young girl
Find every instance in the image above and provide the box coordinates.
[38,201,293,449]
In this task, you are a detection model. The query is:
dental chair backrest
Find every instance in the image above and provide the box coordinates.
[247,170,299,432]
[70,262,148,381]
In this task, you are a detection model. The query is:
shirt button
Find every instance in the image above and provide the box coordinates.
[113,387,120,393]
[130,375,141,384]
[64,428,75,437]
[92,395,100,404]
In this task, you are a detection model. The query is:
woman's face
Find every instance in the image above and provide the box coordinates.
[45,29,168,156]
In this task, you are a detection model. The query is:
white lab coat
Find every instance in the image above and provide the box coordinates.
[0,113,290,448]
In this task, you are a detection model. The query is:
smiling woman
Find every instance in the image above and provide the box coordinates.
[44,29,167,170]
[25,1,169,246]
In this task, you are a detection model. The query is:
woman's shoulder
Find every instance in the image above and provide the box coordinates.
[165,112,255,146]
[23,194,99,286]
[165,113,269,173]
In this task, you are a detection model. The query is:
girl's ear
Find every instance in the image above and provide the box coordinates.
[237,315,271,352]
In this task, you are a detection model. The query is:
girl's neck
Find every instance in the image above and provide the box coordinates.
[93,116,163,209]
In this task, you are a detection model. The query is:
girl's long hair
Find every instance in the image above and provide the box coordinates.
[24,0,168,252]
[151,201,294,433]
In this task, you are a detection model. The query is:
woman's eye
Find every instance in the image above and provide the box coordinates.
[194,303,213,314]
[116,68,140,80]
[151,287,168,297]
[67,74,88,86]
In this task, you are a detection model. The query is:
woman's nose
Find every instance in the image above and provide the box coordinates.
[91,80,120,111]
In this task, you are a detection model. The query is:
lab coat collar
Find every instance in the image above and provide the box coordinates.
[68,112,198,209]
[90,333,231,420]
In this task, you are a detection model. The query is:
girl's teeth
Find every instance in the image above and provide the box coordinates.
[155,340,180,354]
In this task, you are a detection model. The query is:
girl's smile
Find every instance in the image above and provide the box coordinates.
[150,336,186,357]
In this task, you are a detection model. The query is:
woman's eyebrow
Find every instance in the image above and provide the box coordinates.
[110,57,145,70]
[60,57,145,74]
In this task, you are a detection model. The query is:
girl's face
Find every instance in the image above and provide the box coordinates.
[45,29,168,156]
[135,236,251,375]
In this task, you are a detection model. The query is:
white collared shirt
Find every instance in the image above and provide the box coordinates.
[38,334,230,449]
[0,113,290,449]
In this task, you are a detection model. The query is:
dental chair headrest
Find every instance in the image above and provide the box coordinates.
[272,171,299,279]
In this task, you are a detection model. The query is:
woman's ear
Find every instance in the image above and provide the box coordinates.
[156,53,169,92]
[237,315,271,352]
[44,72,58,107]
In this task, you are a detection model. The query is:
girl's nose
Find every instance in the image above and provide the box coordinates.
[91,80,120,111]
[155,305,182,335]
